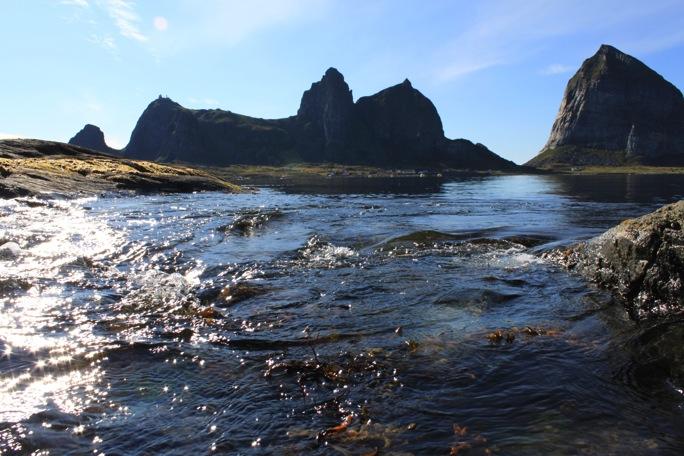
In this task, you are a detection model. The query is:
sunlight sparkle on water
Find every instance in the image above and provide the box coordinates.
[0,198,124,422]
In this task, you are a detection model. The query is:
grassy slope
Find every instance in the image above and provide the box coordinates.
[0,155,238,187]
[569,166,684,174]
[527,145,684,173]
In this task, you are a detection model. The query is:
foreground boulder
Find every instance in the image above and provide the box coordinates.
[547,200,683,319]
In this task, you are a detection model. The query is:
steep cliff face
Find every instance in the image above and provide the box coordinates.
[528,45,684,167]
[125,97,202,162]
[122,69,517,169]
[296,67,355,161]
[68,124,117,154]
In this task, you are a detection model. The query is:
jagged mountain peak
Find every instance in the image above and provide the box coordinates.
[597,43,621,55]
[323,67,345,81]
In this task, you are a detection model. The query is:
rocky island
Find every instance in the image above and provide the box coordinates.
[78,68,519,171]
[528,45,684,169]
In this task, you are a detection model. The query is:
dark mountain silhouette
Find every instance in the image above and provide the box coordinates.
[68,124,118,154]
[117,68,518,170]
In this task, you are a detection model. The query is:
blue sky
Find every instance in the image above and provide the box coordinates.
[1,1,683,164]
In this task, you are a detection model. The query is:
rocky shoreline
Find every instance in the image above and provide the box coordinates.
[0,139,241,198]
[546,200,684,319]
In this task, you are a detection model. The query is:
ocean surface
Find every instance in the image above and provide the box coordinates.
[1,174,683,455]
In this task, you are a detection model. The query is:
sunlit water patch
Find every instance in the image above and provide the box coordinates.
[1,174,683,455]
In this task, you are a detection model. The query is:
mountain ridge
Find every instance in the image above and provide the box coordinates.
[78,68,518,170]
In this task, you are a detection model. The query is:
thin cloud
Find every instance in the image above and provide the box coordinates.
[187,97,220,106]
[105,0,147,42]
[61,93,105,116]
[88,34,117,52]
[62,0,328,56]
[625,29,684,54]
[435,60,504,81]
[540,64,574,76]
[172,0,330,49]
[60,0,89,6]
[434,0,684,82]
[0,133,24,140]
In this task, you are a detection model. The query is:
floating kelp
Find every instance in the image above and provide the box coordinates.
[485,326,563,344]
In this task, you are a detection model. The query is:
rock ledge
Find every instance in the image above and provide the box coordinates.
[547,200,684,319]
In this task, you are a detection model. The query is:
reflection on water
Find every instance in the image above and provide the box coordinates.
[1,175,683,455]
[546,174,684,203]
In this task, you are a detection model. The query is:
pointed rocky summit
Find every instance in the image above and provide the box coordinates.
[527,44,684,168]
[297,67,355,158]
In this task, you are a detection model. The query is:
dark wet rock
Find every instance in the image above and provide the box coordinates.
[434,289,522,309]
[107,172,232,193]
[547,200,684,318]
[528,45,684,168]
[486,326,561,344]
[502,234,556,248]
[386,230,465,244]
[0,277,32,294]
[14,197,51,208]
[218,209,283,235]
[122,69,519,170]
[623,320,684,389]
[0,138,240,198]
[379,230,527,257]
[217,282,269,305]
[0,241,22,259]
[197,281,269,307]
[68,124,118,154]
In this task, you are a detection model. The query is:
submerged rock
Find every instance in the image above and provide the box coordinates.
[218,209,283,235]
[547,200,684,318]
[0,241,22,260]
[218,282,269,305]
